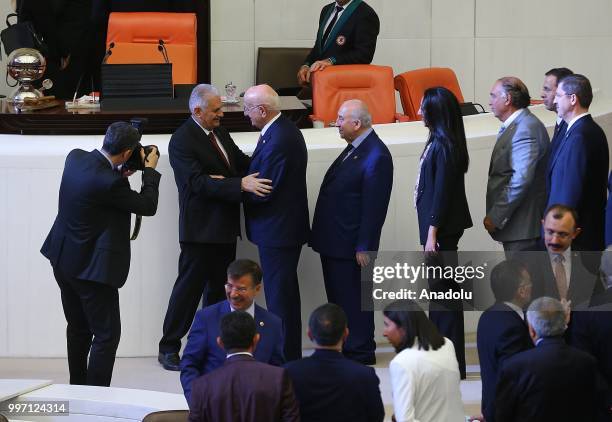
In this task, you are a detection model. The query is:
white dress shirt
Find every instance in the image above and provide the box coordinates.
[565,112,590,133]
[389,337,464,422]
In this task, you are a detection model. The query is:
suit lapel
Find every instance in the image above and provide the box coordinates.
[549,115,590,173]
[322,133,371,187]
[251,116,282,161]
[321,0,362,52]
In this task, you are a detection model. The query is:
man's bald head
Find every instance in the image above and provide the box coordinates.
[336,99,372,142]
[243,84,281,129]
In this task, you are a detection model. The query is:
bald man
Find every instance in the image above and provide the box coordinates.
[310,100,393,364]
[243,85,310,362]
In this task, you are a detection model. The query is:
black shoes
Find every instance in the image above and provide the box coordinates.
[158,352,181,371]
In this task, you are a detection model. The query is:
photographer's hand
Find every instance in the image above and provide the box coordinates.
[143,146,159,169]
[241,172,273,197]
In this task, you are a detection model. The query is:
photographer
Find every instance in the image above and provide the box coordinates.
[40,121,161,386]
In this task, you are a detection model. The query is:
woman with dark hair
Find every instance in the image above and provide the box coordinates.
[413,86,472,379]
[383,301,464,422]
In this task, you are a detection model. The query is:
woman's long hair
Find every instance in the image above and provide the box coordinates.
[383,300,445,352]
[420,87,469,173]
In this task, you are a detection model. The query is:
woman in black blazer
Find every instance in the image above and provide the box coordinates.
[415,86,472,250]
[414,87,472,378]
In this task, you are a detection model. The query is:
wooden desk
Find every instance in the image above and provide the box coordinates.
[0,96,311,135]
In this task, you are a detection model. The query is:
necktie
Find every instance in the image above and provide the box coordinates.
[209,131,230,168]
[553,122,560,139]
[553,254,568,300]
[322,5,344,46]
[497,125,505,137]
[341,143,354,161]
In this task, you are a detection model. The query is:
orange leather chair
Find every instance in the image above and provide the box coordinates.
[106,12,197,84]
[394,67,465,121]
[310,64,408,126]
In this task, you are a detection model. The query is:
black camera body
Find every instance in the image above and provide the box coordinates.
[124,117,160,172]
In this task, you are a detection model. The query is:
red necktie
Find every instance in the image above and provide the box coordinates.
[209,131,230,168]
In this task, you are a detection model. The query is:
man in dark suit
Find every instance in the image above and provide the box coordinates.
[297,0,379,86]
[606,173,612,247]
[540,67,573,195]
[188,311,300,422]
[243,84,310,362]
[477,260,534,422]
[41,122,161,386]
[568,248,612,418]
[285,303,384,422]
[485,77,550,252]
[159,84,272,370]
[548,74,609,251]
[180,259,284,403]
[495,297,604,422]
[310,99,393,364]
[528,204,599,305]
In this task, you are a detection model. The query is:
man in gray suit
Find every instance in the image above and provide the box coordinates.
[485,76,550,251]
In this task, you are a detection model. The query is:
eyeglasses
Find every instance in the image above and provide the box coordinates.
[243,103,264,114]
[224,283,251,293]
[544,229,571,239]
[554,92,573,99]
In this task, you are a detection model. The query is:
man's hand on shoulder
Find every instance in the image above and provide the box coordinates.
[241,172,273,197]
[143,146,159,169]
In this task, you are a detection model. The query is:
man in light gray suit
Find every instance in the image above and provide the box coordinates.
[485,77,550,251]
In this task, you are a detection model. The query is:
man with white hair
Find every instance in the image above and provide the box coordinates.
[158,84,272,371]
[494,297,604,421]
[310,99,393,365]
[243,84,310,362]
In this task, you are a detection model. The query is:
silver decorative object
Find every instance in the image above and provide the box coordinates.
[225,81,237,102]
[7,48,48,108]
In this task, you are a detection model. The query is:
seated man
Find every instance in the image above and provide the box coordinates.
[284,303,384,422]
[477,260,534,422]
[495,297,605,421]
[180,259,284,403]
[189,311,299,422]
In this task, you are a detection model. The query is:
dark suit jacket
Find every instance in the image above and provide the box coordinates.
[284,349,384,422]
[546,119,567,195]
[188,354,300,422]
[41,149,161,288]
[526,250,600,306]
[495,336,602,422]
[606,172,612,247]
[310,130,393,259]
[547,114,609,251]
[415,138,472,245]
[180,300,285,403]
[169,117,250,244]
[304,0,379,66]
[476,302,533,422]
[244,114,310,248]
[568,288,612,410]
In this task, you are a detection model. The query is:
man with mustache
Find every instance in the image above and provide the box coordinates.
[530,204,599,305]
[180,259,284,404]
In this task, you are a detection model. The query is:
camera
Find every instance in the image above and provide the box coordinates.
[123,117,160,172]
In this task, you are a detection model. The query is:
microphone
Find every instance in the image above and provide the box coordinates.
[158,39,170,64]
[101,42,115,65]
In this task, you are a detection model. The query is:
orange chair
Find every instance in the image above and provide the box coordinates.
[394,67,465,121]
[106,12,197,84]
[310,64,408,127]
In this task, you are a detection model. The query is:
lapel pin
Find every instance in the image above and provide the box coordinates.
[353,155,358,160]
[259,321,265,327]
